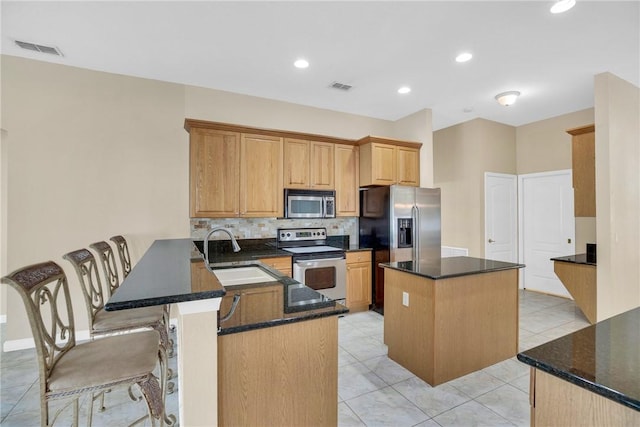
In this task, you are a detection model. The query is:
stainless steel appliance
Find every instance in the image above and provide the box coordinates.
[284,189,335,219]
[359,185,441,312]
[277,227,346,302]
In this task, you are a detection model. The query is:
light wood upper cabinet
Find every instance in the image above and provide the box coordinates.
[568,125,595,217]
[358,136,421,187]
[284,139,334,189]
[334,144,359,216]
[187,123,283,218]
[240,134,284,217]
[189,129,240,217]
[346,251,372,312]
[397,146,421,187]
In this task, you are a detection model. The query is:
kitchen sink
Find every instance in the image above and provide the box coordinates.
[212,266,278,287]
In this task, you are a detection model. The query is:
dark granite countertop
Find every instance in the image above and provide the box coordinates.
[517,307,640,411]
[551,253,597,266]
[105,238,348,335]
[380,256,524,280]
[106,238,224,310]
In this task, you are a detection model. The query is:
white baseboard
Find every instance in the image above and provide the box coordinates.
[3,330,91,352]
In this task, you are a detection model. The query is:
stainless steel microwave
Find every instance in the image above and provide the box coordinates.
[284,189,335,219]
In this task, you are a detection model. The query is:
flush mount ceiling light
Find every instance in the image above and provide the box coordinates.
[495,91,521,106]
[550,0,576,14]
[455,52,473,63]
[397,86,411,94]
[294,58,309,69]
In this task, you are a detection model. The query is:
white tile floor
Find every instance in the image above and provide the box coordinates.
[0,290,590,426]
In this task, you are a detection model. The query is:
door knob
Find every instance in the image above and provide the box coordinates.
[488,239,495,243]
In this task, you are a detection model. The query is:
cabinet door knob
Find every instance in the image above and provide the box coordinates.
[488,238,495,243]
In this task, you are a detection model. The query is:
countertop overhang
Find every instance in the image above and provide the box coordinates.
[380,256,524,280]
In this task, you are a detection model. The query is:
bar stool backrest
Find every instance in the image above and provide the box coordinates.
[110,235,132,279]
[1,262,76,398]
[89,241,120,297]
[63,249,105,329]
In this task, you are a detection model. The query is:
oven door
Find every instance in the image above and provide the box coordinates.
[292,257,346,301]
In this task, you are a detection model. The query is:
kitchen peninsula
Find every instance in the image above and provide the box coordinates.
[518,307,640,425]
[381,257,524,385]
[106,238,348,427]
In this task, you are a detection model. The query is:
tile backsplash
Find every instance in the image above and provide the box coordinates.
[191,217,358,242]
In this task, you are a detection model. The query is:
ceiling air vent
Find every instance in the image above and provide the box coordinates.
[15,40,63,56]
[329,81,352,91]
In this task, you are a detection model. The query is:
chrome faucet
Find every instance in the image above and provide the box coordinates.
[203,227,241,273]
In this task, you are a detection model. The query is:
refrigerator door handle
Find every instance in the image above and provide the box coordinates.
[412,205,419,261]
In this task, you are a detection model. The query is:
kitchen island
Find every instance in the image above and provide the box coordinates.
[106,238,347,427]
[518,307,640,425]
[381,256,524,385]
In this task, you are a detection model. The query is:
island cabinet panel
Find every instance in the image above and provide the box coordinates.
[334,144,360,216]
[568,125,595,217]
[283,139,334,190]
[531,369,640,426]
[258,256,292,277]
[218,316,338,427]
[240,133,284,217]
[346,251,372,312]
[189,129,240,217]
[384,268,518,385]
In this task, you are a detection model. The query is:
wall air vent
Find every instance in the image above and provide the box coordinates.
[329,81,352,91]
[15,40,63,56]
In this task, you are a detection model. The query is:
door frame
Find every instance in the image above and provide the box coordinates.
[518,169,575,293]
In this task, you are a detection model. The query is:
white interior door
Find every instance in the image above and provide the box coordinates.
[519,170,575,297]
[485,172,518,263]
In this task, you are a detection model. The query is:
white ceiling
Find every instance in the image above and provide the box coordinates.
[2,1,639,130]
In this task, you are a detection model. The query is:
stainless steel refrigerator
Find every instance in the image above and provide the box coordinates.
[359,185,441,313]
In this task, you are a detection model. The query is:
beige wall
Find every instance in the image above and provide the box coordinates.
[516,108,597,251]
[1,55,432,345]
[594,72,640,320]
[433,118,517,256]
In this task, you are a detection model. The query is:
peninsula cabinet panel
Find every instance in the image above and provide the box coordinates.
[334,144,359,216]
[531,369,640,426]
[258,256,292,277]
[568,124,595,217]
[218,316,338,427]
[240,134,284,217]
[189,129,240,217]
[284,139,334,189]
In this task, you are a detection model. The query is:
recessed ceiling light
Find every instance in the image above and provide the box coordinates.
[550,0,576,14]
[398,86,411,94]
[294,59,309,69]
[455,52,473,63]
[495,91,521,106]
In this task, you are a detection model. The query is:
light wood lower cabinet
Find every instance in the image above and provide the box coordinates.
[346,251,372,312]
[258,256,292,277]
[218,316,338,427]
[530,369,640,426]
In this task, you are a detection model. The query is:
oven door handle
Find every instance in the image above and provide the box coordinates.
[295,257,344,267]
